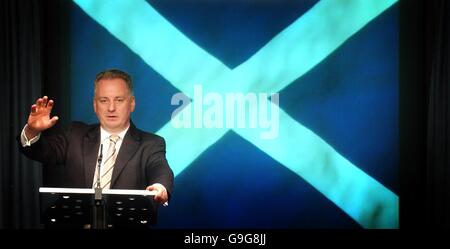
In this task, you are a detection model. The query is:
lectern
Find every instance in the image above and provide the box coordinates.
[39,187,157,229]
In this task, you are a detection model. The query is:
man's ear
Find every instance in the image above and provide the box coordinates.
[130,96,136,112]
[93,98,97,113]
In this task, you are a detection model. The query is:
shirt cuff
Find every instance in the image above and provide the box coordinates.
[20,124,41,147]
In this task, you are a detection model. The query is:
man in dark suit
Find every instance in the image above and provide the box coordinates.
[18,69,174,226]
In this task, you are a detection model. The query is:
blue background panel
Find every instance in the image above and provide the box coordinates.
[70,0,398,228]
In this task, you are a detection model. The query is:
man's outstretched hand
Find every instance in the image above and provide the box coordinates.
[25,96,59,138]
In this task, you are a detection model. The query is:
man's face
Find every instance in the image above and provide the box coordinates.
[93,78,135,133]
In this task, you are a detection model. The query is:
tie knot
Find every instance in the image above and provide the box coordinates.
[109,134,120,144]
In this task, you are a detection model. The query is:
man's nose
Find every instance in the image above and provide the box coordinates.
[108,101,116,112]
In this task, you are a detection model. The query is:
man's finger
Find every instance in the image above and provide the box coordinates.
[154,195,163,202]
[36,98,43,108]
[42,96,48,107]
[30,104,37,113]
[49,116,59,126]
[154,192,168,204]
[47,100,54,109]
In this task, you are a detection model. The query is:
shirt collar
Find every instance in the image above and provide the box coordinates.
[100,125,130,143]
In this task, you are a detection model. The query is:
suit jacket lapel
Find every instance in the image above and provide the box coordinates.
[111,123,140,188]
[83,125,100,188]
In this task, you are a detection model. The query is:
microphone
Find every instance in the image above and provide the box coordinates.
[95,143,103,189]
[93,143,106,229]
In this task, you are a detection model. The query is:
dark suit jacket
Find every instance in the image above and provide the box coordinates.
[17,121,174,225]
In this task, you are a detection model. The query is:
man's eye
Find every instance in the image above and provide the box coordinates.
[100,99,108,103]
[116,98,124,102]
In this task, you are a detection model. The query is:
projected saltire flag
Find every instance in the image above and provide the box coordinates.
[72,0,398,228]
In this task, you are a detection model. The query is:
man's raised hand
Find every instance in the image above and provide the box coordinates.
[25,96,59,138]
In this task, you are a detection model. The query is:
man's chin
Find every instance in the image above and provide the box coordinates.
[101,122,126,133]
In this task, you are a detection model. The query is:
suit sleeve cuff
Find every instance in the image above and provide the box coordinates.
[20,124,41,147]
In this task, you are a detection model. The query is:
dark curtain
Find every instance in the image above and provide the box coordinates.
[426,0,450,228]
[400,0,450,229]
[0,0,70,229]
[0,0,43,229]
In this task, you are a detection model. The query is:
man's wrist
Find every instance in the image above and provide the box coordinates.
[24,124,39,139]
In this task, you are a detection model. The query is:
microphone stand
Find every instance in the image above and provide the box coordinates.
[92,144,106,229]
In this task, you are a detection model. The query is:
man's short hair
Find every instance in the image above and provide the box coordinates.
[94,69,133,95]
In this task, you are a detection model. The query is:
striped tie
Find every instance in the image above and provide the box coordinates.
[100,134,120,189]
